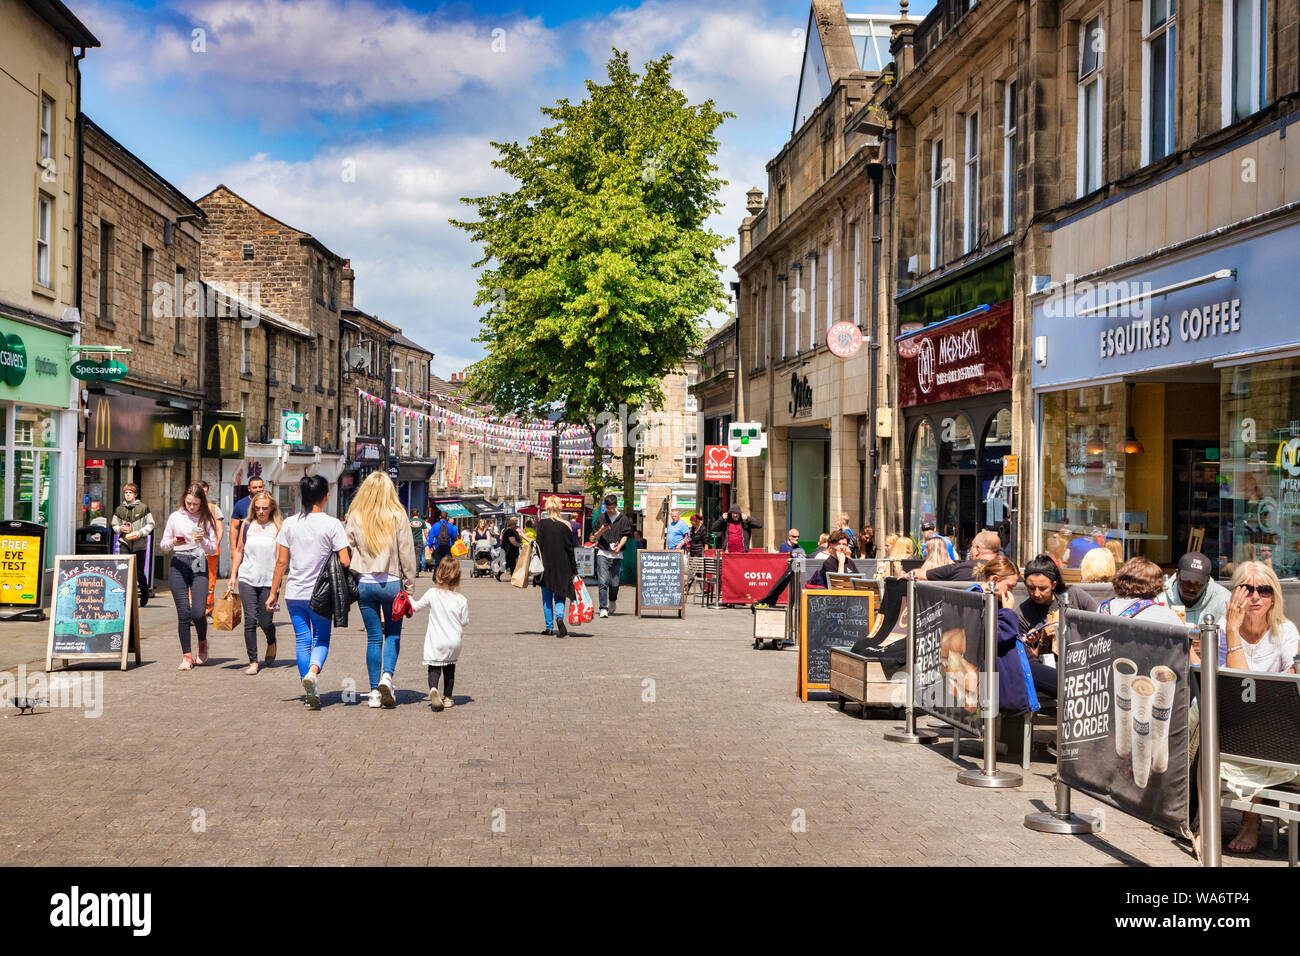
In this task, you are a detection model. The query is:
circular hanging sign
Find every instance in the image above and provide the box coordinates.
[387,466,400,481]
[826,321,864,358]
[0,333,27,387]
[70,359,128,381]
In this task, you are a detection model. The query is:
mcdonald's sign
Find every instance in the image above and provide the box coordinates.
[201,416,246,459]
[86,392,194,454]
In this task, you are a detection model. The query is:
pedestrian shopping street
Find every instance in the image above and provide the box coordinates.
[0,573,1284,867]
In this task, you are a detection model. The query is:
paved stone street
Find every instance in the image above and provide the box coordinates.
[0,573,1287,867]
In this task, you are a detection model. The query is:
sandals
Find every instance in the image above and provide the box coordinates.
[178,654,194,671]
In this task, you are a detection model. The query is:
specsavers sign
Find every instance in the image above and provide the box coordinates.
[0,317,72,408]
[0,521,45,608]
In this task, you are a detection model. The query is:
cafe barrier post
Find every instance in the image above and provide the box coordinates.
[1198,612,1221,868]
[884,573,940,745]
[957,589,1023,789]
[1024,598,1102,834]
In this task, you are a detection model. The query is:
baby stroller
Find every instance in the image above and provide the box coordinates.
[472,538,495,578]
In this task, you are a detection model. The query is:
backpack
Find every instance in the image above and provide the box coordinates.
[437,522,451,548]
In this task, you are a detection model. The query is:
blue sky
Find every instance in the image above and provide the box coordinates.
[76,0,927,378]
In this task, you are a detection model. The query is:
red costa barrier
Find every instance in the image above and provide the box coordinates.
[719,552,790,605]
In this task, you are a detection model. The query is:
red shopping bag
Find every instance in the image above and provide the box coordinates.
[569,576,593,624]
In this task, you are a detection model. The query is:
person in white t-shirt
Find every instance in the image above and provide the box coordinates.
[266,475,350,709]
[412,555,469,711]
[227,491,282,674]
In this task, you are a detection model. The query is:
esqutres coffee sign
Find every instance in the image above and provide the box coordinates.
[897,301,1013,407]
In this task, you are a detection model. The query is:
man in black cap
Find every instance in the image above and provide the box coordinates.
[1162,552,1229,625]
[591,493,631,617]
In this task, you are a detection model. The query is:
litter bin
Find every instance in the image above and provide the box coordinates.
[75,525,114,554]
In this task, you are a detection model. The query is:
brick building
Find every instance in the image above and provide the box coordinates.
[196,184,347,519]
[77,117,206,586]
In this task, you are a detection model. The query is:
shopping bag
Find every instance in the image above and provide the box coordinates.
[568,576,586,624]
[510,539,533,589]
[578,580,595,623]
[213,588,242,631]
[451,539,468,558]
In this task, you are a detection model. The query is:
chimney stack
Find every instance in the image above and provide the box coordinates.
[341,258,355,308]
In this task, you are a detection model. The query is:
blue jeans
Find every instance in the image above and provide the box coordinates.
[596,552,621,610]
[358,579,403,688]
[286,599,332,679]
[541,586,567,629]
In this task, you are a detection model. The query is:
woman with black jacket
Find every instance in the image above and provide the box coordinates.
[535,497,578,637]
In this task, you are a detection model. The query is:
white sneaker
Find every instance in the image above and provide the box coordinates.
[599,608,609,618]
[302,671,320,708]
[367,689,382,709]
[378,673,396,708]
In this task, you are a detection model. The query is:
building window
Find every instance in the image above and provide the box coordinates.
[1144,0,1176,164]
[1003,81,1017,235]
[929,139,945,269]
[328,264,336,309]
[1078,15,1104,196]
[852,224,861,326]
[808,256,817,351]
[241,326,249,374]
[140,246,153,336]
[634,430,647,480]
[97,222,114,323]
[36,194,52,288]
[518,465,525,497]
[685,373,698,413]
[825,244,833,338]
[292,340,300,386]
[963,113,979,254]
[1224,0,1267,126]
[754,291,763,368]
[39,94,54,161]
[684,433,698,480]
[313,258,324,303]
[780,277,789,358]
[242,242,254,259]
[173,268,186,347]
[777,183,787,221]
[792,269,802,354]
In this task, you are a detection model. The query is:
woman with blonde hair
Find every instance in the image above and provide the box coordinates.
[1191,560,1299,853]
[227,491,283,674]
[888,536,915,559]
[919,537,953,574]
[346,471,418,708]
[535,494,578,636]
[1079,546,1117,584]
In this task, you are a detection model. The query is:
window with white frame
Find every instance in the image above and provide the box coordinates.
[963,113,980,254]
[1144,0,1177,163]
[792,270,802,354]
[929,139,945,269]
[684,433,698,480]
[36,194,52,288]
[241,326,249,374]
[808,256,817,351]
[1078,15,1104,196]
[780,277,788,358]
[1224,0,1267,126]
[685,372,698,413]
[173,268,186,347]
[754,291,763,368]
[635,429,647,479]
[39,95,54,161]
[1003,81,1017,235]
[852,224,861,326]
[825,243,833,338]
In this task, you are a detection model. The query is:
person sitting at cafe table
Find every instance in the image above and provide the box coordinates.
[807,530,859,588]
[1189,560,1299,855]
[917,530,1002,582]
[1162,552,1229,627]
[1016,554,1100,698]
[777,528,801,554]
[953,556,1038,715]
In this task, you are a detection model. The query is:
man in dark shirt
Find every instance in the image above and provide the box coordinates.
[229,476,265,550]
[591,494,631,617]
[917,530,1002,581]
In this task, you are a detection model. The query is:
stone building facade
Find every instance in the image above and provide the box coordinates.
[690,318,737,527]
[77,117,206,576]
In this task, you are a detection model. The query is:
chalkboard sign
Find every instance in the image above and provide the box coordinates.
[636,550,685,618]
[46,554,141,670]
[800,590,876,700]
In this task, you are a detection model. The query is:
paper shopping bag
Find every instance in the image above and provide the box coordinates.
[213,588,242,631]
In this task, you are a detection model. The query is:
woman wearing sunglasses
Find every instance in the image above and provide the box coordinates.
[1191,560,1298,854]
[227,491,283,674]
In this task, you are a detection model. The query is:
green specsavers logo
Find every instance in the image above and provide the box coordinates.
[0,334,26,387]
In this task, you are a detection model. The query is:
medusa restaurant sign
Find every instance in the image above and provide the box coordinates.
[897,302,1013,407]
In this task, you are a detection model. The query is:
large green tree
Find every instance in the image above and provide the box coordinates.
[451,50,732,504]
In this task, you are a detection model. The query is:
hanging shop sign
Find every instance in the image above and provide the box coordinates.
[70,359,128,381]
[728,423,766,457]
[354,437,383,461]
[446,442,461,487]
[826,321,864,358]
[200,416,246,459]
[897,301,1013,408]
[281,411,305,445]
[86,391,194,456]
[703,445,733,482]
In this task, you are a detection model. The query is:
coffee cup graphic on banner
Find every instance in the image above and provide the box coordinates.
[1113,658,1137,759]
[1129,675,1157,788]
[1149,665,1178,774]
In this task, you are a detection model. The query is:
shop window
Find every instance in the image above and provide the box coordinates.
[982,408,1013,528]
[1040,388,1126,562]
[908,419,940,536]
[12,407,58,552]
[937,414,976,470]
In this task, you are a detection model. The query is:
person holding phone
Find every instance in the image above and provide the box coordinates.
[157,483,220,669]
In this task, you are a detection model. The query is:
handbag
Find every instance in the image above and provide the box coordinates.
[392,590,413,619]
[528,526,545,575]
[213,588,242,631]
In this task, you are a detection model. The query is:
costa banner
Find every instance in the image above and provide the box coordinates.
[1057,609,1192,837]
[911,583,987,738]
[719,552,789,605]
[897,300,1013,407]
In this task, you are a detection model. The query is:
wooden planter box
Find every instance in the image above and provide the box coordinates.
[752,607,786,649]
[829,646,906,714]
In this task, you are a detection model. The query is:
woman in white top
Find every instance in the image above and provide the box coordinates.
[345,472,417,709]
[157,483,221,670]
[1191,561,1299,853]
[412,555,469,711]
[267,475,350,709]
[227,491,282,674]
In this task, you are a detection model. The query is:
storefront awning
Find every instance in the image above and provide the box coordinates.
[431,501,473,518]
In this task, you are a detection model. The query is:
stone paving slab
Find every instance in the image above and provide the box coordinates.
[0,572,1288,866]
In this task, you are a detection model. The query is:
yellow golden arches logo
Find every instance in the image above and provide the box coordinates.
[93,397,111,447]
[206,422,240,453]
[1277,438,1300,477]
